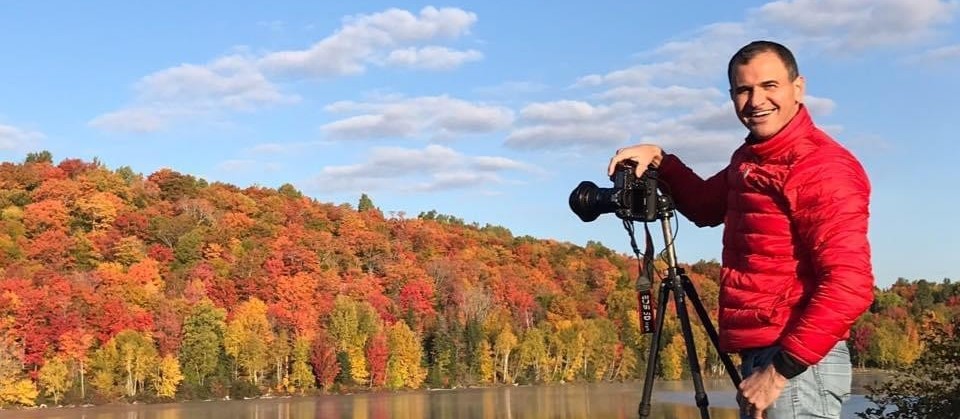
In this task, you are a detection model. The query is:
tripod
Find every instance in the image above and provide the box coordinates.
[636,196,742,419]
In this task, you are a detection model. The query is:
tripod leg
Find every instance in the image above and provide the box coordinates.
[671,276,711,419]
[681,276,742,387]
[638,281,672,418]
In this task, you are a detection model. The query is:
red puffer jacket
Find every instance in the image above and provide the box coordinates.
[657,106,874,366]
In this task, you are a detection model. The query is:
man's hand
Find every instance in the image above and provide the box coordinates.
[608,144,663,177]
[738,364,788,418]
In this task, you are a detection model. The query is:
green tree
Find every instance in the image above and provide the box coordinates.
[327,296,379,385]
[288,337,314,393]
[179,300,226,387]
[358,193,376,212]
[25,151,53,164]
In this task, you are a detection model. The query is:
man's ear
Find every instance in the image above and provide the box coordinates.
[794,75,806,103]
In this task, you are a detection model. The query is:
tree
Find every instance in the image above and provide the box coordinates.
[309,331,340,392]
[493,325,518,384]
[59,329,94,400]
[224,298,274,385]
[0,338,38,407]
[288,336,314,393]
[859,316,960,418]
[366,332,388,388]
[179,300,226,387]
[25,151,53,164]
[91,329,159,398]
[153,355,183,399]
[327,296,378,385]
[358,193,376,212]
[385,321,426,390]
[39,356,70,405]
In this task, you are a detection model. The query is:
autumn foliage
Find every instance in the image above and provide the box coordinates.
[0,155,956,407]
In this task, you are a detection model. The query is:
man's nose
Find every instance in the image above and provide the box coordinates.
[748,90,766,108]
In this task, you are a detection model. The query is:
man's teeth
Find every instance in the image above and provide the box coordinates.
[751,110,773,117]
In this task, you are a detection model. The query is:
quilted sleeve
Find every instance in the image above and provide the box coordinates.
[779,147,875,365]
[657,153,728,227]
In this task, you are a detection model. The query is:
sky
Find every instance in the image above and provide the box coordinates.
[1,1,958,288]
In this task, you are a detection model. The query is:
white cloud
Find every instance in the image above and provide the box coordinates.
[596,86,725,108]
[803,95,837,117]
[0,124,44,150]
[474,81,549,97]
[754,0,958,50]
[91,7,480,133]
[905,43,960,63]
[505,124,631,150]
[89,108,171,133]
[385,46,483,70]
[322,95,513,141]
[259,6,478,77]
[505,101,633,150]
[308,144,534,193]
[576,23,752,89]
[89,55,298,133]
[519,100,618,123]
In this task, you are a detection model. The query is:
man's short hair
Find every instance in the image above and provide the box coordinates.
[727,40,799,87]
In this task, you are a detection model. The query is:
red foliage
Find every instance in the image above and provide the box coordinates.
[269,272,323,340]
[57,158,97,178]
[366,332,389,387]
[114,211,150,238]
[310,332,340,390]
[89,298,155,343]
[148,244,175,263]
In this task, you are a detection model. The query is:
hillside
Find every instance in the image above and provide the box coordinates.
[0,152,955,407]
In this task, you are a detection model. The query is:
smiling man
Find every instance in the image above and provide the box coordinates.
[608,41,874,419]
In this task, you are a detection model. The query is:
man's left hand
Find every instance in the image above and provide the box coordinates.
[738,364,788,418]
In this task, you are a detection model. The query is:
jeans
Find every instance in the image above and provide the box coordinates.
[739,341,851,419]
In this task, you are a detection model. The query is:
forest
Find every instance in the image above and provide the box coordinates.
[0,152,957,408]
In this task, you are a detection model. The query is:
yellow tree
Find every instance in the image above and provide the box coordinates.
[0,337,38,407]
[91,330,159,398]
[660,335,685,380]
[517,327,549,383]
[224,298,274,385]
[39,356,70,404]
[152,355,183,399]
[327,296,379,385]
[385,321,426,390]
[288,337,314,393]
[493,326,518,384]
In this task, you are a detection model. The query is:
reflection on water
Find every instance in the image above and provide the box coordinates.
[0,373,885,419]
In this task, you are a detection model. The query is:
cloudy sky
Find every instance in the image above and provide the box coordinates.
[2,1,957,287]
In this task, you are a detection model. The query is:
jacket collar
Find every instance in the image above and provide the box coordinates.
[746,104,813,161]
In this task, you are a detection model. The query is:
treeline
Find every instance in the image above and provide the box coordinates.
[0,153,954,408]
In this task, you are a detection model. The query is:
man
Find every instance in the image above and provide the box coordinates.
[608,41,874,418]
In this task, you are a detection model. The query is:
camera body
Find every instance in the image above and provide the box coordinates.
[569,161,660,223]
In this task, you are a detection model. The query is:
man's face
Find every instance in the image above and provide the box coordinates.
[730,51,805,141]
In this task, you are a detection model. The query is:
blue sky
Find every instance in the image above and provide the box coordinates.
[1,1,957,288]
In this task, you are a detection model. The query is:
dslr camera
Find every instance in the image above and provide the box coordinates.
[569,161,660,222]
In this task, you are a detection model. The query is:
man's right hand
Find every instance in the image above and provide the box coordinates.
[608,144,664,177]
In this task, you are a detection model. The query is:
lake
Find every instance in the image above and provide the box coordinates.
[0,371,886,419]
